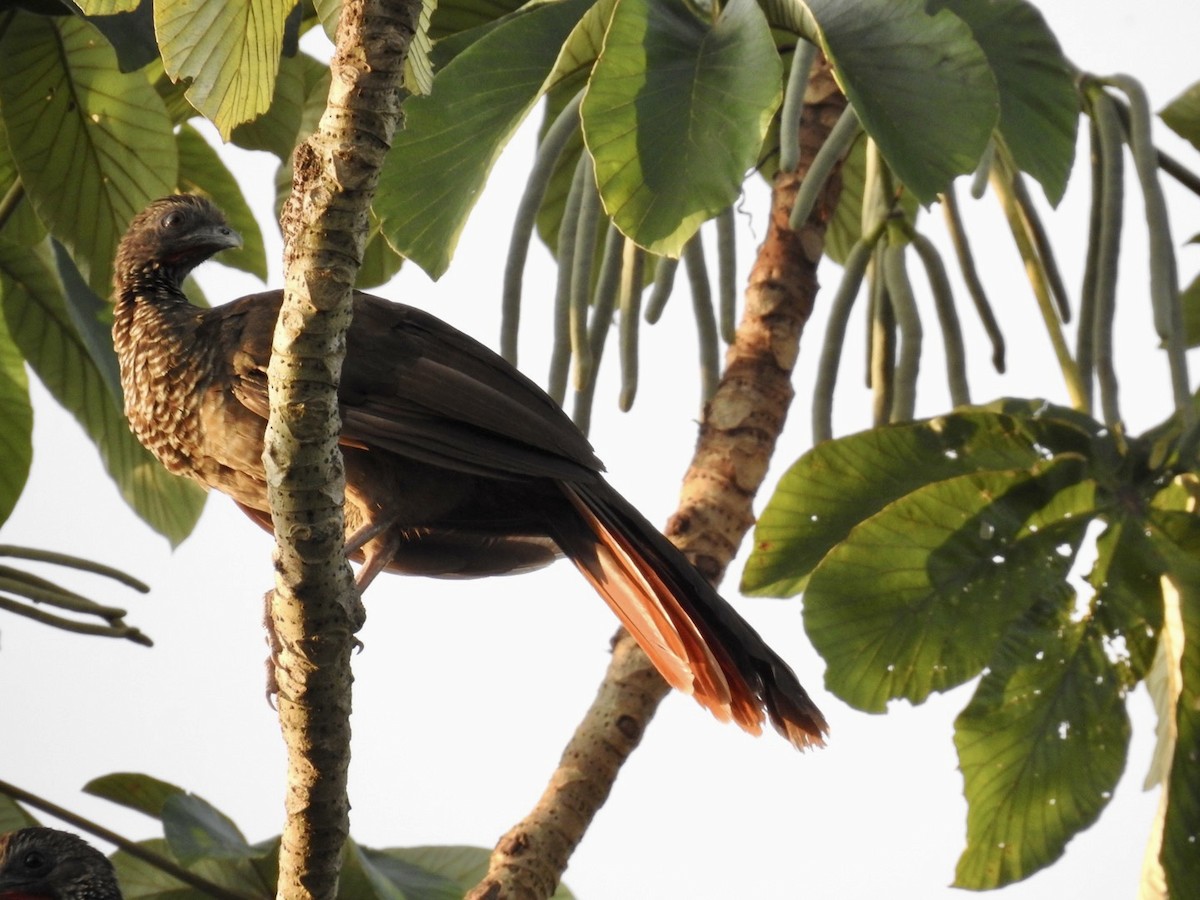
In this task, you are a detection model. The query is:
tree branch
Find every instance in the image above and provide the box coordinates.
[266,2,418,897]
[466,58,848,900]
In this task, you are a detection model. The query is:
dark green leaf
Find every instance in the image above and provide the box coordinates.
[929,0,1078,205]
[804,458,1094,711]
[175,125,268,281]
[162,794,256,864]
[0,303,32,526]
[429,0,527,41]
[0,121,47,247]
[804,0,997,203]
[582,0,781,255]
[1160,79,1200,153]
[375,0,593,279]
[156,0,292,138]
[51,240,121,399]
[0,13,176,293]
[84,771,187,819]
[1087,518,1165,683]
[954,600,1130,888]
[69,0,159,72]
[0,239,206,545]
[743,407,1095,597]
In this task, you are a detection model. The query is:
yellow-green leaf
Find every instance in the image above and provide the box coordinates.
[155,0,291,138]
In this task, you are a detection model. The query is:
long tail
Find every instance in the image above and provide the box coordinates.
[552,480,828,750]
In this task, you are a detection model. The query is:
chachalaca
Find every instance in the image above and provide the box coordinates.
[112,194,828,748]
[0,828,121,900]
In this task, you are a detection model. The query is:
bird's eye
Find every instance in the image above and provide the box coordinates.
[161,211,183,230]
[21,849,47,871]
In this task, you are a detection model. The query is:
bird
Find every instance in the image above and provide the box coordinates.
[111,194,828,749]
[0,827,122,900]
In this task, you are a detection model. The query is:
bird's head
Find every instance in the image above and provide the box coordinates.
[113,194,242,298]
[0,828,121,900]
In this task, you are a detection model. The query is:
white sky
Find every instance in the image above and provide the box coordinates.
[2,1,1198,897]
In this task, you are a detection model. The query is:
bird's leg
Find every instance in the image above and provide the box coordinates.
[262,589,282,705]
[344,510,402,593]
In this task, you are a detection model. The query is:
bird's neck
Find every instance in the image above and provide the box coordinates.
[113,279,214,476]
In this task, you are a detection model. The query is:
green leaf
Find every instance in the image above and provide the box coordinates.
[155,0,292,138]
[0,793,40,832]
[534,73,589,252]
[162,794,257,864]
[582,0,781,255]
[1087,517,1165,683]
[803,0,997,203]
[406,0,439,96]
[375,0,594,279]
[0,302,32,526]
[84,771,187,819]
[428,0,528,41]
[804,458,1094,711]
[70,0,159,72]
[929,0,1077,205]
[230,51,326,161]
[1145,510,1200,897]
[953,600,1130,888]
[824,133,920,265]
[356,212,406,289]
[1161,79,1200,153]
[384,846,575,898]
[0,121,47,248]
[175,125,268,281]
[0,239,206,545]
[0,13,176,294]
[111,836,275,899]
[743,407,1095,597]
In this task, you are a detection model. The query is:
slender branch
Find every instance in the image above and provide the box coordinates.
[466,57,849,900]
[268,2,417,898]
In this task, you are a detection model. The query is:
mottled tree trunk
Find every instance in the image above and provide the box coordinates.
[466,59,847,900]
[266,2,419,897]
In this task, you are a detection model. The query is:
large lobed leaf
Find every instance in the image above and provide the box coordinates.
[743,406,1097,597]
[930,0,1078,205]
[0,239,206,545]
[803,0,997,204]
[375,0,595,279]
[0,13,176,294]
[155,0,292,138]
[953,599,1131,888]
[581,0,781,256]
[802,459,1095,711]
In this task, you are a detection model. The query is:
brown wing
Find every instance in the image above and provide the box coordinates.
[221,290,602,483]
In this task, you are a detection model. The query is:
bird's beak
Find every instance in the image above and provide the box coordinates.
[191,224,243,257]
[211,225,243,253]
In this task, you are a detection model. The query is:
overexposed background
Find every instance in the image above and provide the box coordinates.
[3,1,1198,896]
